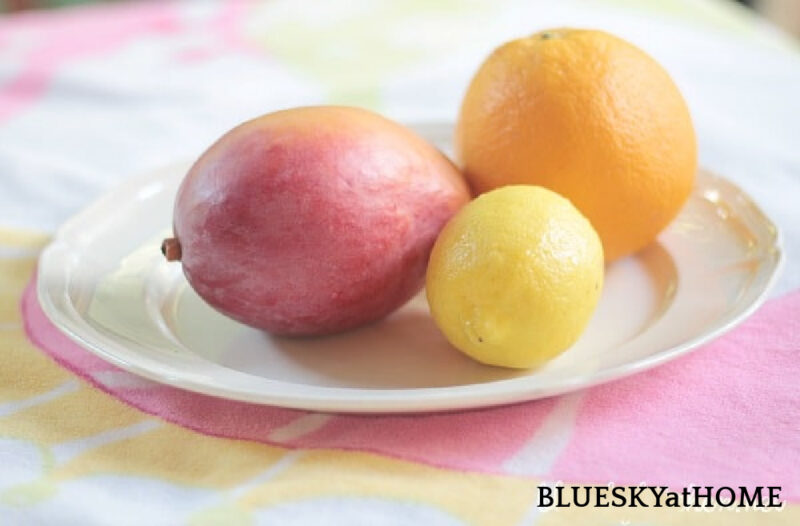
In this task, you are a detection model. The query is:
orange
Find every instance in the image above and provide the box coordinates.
[456,28,697,261]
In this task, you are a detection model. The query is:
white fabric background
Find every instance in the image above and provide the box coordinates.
[0,0,797,293]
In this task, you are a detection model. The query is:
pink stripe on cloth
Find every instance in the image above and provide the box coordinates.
[21,279,800,500]
[0,2,179,123]
[550,290,800,495]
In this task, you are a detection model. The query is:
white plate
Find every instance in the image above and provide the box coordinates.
[37,123,783,413]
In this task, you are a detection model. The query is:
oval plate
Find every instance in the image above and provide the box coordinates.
[37,124,783,413]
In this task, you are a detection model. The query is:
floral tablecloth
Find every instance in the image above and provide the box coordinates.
[1,1,799,524]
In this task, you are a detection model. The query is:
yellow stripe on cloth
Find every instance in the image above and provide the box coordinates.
[0,227,50,250]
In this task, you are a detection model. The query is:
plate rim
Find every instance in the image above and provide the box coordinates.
[35,152,784,413]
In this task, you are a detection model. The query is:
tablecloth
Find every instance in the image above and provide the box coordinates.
[1,1,799,524]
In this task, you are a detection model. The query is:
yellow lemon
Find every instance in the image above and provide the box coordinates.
[426,185,604,368]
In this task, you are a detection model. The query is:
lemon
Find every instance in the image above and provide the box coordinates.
[426,185,604,368]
